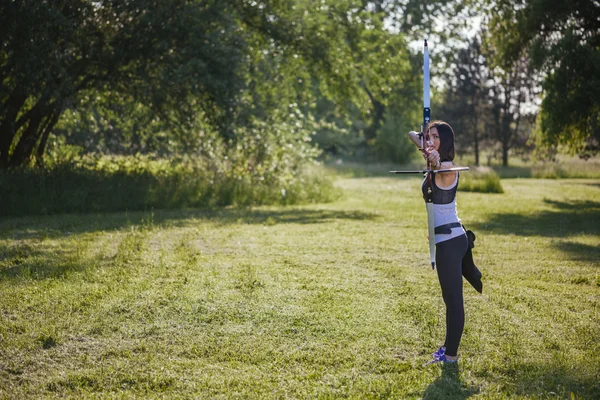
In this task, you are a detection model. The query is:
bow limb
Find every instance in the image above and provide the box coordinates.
[423,40,436,269]
[426,202,436,269]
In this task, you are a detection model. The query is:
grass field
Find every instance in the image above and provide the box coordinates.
[0,168,598,399]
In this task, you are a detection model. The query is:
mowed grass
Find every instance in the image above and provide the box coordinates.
[0,172,598,399]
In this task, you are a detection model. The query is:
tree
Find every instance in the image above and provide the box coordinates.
[486,48,535,166]
[1,0,420,168]
[218,0,421,163]
[482,0,600,156]
[439,38,490,165]
[0,0,245,168]
[438,33,538,166]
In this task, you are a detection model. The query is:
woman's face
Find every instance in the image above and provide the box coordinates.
[428,127,441,151]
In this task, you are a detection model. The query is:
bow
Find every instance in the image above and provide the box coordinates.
[389,40,469,269]
[423,39,436,269]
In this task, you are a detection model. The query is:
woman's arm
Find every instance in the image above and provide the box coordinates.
[421,144,458,186]
[435,161,458,188]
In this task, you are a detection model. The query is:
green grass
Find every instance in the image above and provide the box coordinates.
[454,154,600,179]
[0,168,599,399]
[329,155,600,181]
[326,162,504,193]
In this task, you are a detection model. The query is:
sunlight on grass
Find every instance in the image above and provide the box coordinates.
[0,170,598,398]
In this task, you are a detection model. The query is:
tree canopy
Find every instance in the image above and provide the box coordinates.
[1,0,247,166]
[1,0,421,168]
[3,0,597,170]
[482,0,600,156]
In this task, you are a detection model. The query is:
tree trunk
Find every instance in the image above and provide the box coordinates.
[501,115,510,167]
[501,114,512,167]
[473,115,480,166]
[8,106,47,168]
[364,85,385,142]
[0,91,28,168]
[501,79,511,167]
[35,110,61,167]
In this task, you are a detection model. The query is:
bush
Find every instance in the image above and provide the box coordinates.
[373,112,418,164]
[0,156,340,217]
[0,117,342,217]
[460,167,504,193]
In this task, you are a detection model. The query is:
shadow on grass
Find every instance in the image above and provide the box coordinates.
[0,207,378,237]
[422,363,477,400]
[554,241,599,263]
[502,362,600,398]
[0,240,90,281]
[0,208,377,281]
[472,199,600,262]
[199,208,379,226]
[472,199,600,237]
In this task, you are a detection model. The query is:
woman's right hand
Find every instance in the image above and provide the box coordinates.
[424,148,441,168]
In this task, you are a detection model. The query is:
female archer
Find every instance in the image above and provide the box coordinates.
[410,120,471,364]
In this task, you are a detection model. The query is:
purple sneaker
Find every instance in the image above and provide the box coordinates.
[432,346,446,358]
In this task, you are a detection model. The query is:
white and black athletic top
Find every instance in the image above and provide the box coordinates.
[422,172,466,244]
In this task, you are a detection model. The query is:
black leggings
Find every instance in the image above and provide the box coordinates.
[435,234,469,357]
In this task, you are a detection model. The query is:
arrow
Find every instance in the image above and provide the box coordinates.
[389,167,470,174]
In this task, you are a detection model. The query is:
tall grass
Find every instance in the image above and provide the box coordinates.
[459,167,504,193]
[530,162,600,179]
[0,155,340,217]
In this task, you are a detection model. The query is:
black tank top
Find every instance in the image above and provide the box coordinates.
[421,172,459,204]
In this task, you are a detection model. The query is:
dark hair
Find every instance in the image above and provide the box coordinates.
[427,120,455,162]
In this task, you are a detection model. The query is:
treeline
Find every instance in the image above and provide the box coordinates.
[1,0,598,172]
[1,0,422,171]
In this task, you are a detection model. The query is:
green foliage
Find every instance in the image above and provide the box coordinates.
[459,153,600,179]
[0,114,342,216]
[312,124,365,159]
[481,0,600,155]
[0,0,245,167]
[529,162,600,179]
[1,0,425,189]
[437,37,492,166]
[54,95,173,156]
[459,168,504,193]
[373,111,418,164]
[0,157,339,217]
[534,38,600,155]
[44,135,85,165]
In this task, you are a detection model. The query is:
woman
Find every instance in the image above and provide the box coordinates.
[414,120,469,364]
